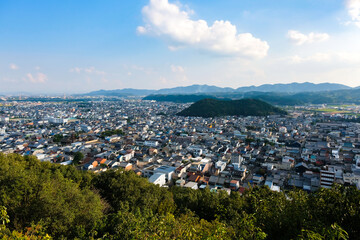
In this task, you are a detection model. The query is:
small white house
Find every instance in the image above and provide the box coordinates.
[144,141,159,147]
[215,161,227,172]
[148,173,166,187]
[184,181,198,190]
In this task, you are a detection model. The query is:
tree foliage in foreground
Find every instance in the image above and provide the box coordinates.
[0,153,359,239]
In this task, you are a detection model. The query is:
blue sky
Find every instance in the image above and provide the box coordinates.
[1,0,360,94]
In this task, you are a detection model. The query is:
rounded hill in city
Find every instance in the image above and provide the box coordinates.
[177,98,287,118]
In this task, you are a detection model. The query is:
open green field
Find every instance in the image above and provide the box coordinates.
[314,108,351,113]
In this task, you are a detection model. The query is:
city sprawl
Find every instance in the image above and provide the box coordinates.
[1,99,360,193]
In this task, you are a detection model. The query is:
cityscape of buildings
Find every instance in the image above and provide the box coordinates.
[1,98,360,194]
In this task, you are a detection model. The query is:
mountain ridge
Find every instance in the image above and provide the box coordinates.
[145,88,360,105]
[81,82,352,97]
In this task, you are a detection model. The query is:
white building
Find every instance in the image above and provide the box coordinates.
[144,141,159,147]
[320,168,335,189]
[215,161,227,172]
[80,124,91,132]
[279,127,287,133]
[48,117,68,125]
[149,173,166,187]
[184,181,198,189]
[154,165,176,182]
[0,116,9,123]
[343,172,360,185]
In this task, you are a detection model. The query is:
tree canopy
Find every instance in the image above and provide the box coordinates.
[0,153,359,239]
[177,98,287,117]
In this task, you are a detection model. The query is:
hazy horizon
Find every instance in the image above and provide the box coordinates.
[0,81,356,96]
[2,0,360,93]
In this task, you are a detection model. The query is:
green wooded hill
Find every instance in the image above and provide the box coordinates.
[177,98,287,117]
[142,88,360,106]
[0,153,359,239]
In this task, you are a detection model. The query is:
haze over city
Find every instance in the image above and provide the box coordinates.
[2,0,360,94]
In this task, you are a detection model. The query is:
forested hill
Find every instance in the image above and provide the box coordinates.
[177,98,287,117]
[0,153,359,239]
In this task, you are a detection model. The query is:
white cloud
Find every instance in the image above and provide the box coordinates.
[290,53,332,63]
[170,65,185,73]
[26,73,47,83]
[287,30,330,45]
[160,76,168,84]
[170,64,188,83]
[70,67,82,73]
[137,0,269,58]
[9,63,18,70]
[346,0,360,27]
[137,26,147,34]
[126,64,154,75]
[70,67,106,75]
[289,52,360,64]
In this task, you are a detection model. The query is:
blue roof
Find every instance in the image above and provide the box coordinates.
[155,165,176,173]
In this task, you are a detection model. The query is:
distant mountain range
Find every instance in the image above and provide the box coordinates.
[143,94,231,103]
[145,88,360,106]
[82,82,352,97]
[235,82,351,93]
[82,88,155,97]
[155,84,234,94]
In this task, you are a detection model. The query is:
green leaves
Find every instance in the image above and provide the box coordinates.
[73,151,84,165]
[299,223,349,240]
[92,170,176,215]
[0,153,359,239]
[0,153,103,239]
[100,129,124,138]
[0,206,9,231]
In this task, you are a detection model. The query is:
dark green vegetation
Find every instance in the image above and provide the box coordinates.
[0,154,359,239]
[142,88,360,106]
[52,134,64,143]
[0,154,101,239]
[73,152,84,165]
[177,98,287,117]
[239,88,360,105]
[143,94,229,103]
[100,129,124,138]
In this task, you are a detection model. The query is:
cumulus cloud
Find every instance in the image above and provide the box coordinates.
[9,63,19,70]
[346,0,360,27]
[170,65,185,73]
[26,73,47,83]
[287,30,329,45]
[70,67,106,75]
[137,0,269,58]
